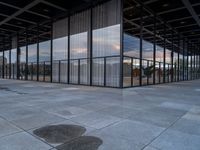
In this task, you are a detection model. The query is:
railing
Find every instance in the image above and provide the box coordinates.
[19,56,121,88]
[0,55,200,88]
[123,56,178,87]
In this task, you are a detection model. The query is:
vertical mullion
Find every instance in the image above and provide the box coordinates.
[43,61,45,82]
[59,60,61,83]
[104,57,106,87]
[159,62,161,83]
[31,62,33,80]
[78,59,80,84]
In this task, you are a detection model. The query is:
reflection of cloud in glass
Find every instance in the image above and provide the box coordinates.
[70,32,88,59]
[93,24,120,57]
[143,40,153,60]
[20,46,26,63]
[124,34,139,58]
[39,41,50,62]
[28,44,37,63]
[53,37,68,60]
[11,49,17,63]
[124,33,173,63]
[4,50,10,64]
[165,49,171,63]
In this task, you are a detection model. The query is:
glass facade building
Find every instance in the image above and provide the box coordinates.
[0,0,200,88]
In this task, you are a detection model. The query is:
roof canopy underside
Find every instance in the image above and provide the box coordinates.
[124,0,200,54]
[0,0,200,54]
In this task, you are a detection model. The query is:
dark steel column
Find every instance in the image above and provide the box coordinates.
[2,39,5,78]
[17,32,20,79]
[119,0,124,88]
[50,20,53,83]
[139,5,143,86]
[186,42,189,80]
[163,23,166,83]
[177,35,180,81]
[89,7,93,86]
[67,16,70,84]
[37,24,39,81]
[191,47,193,80]
[104,57,106,87]
[183,39,185,80]
[9,37,11,79]
[25,28,28,80]
[199,48,200,79]
[131,58,133,86]
[43,61,45,81]
[59,60,61,83]
[153,14,156,85]
[171,30,174,82]
[78,59,80,84]
[194,47,196,79]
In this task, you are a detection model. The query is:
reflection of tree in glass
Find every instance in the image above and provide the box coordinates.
[143,65,154,77]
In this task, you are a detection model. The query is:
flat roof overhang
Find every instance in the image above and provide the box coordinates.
[0,0,200,55]
[124,0,200,55]
[0,0,109,50]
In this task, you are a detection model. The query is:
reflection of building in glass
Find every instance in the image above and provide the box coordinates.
[0,0,200,87]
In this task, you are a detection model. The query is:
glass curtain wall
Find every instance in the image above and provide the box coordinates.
[28,34,37,81]
[4,50,10,78]
[123,0,141,87]
[70,10,90,85]
[123,0,175,87]
[10,37,17,79]
[18,32,27,80]
[165,49,171,82]
[123,0,156,87]
[156,44,164,84]
[173,51,178,81]
[53,18,68,83]
[92,0,121,87]
[11,48,17,79]
[39,22,51,82]
[19,46,26,80]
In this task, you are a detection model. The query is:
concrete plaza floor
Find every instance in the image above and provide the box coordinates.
[0,79,200,150]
